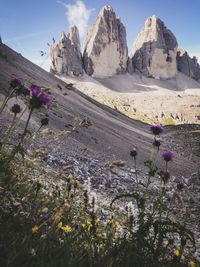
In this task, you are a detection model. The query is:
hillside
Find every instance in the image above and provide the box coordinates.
[0,41,199,178]
[0,32,200,267]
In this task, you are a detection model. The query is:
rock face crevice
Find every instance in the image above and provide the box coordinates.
[177,48,200,81]
[50,26,83,76]
[83,5,128,77]
[129,16,178,79]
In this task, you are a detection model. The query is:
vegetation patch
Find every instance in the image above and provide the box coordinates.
[0,79,198,267]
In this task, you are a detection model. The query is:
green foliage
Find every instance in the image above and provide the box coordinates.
[0,79,198,267]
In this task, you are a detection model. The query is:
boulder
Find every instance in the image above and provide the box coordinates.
[50,26,83,76]
[83,5,128,77]
[130,15,178,79]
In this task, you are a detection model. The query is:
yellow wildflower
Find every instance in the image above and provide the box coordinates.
[188,260,196,267]
[82,220,92,230]
[35,147,45,154]
[97,243,104,249]
[61,225,73,233]
[66,174,73,181]
[82,223,86,228]
[57,222,63,228]
[114,221,121,229]
[37,178,44,185]
[95,218,100,224]
[174,248,180,257]
[86,220,92,230]
[32,225,39,234]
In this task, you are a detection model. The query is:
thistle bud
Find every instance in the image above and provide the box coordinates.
[11,104,21,115]
[40,118,49,126]
[130,149,137,158]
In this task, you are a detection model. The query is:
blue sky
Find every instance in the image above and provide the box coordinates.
[0,0,200,71]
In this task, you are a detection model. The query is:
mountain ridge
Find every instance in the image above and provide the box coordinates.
[50,5,200,81]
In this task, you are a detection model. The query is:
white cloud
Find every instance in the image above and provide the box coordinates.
[59,0,94,38]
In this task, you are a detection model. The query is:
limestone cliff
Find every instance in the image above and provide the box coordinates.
[130,16,178,79]
[83,6,128,77]
[50,26,83,76]
[177,48,200,81]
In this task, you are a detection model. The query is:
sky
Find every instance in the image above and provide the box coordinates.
[0,0,200,71]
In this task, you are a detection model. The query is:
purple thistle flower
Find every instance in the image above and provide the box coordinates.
[10,77,23,89]
[39,92,51,105]
[31,86,41,97]
[29,86,51,109]
[21,87,30,96]
[161,151,175,162]
[150,125,164,135]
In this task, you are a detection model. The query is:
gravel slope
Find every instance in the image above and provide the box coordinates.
[0,42,199,177]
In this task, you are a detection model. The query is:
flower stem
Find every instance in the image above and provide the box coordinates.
[6,107,33,163]
[21,106,34,142]
[134,157,139,190]
[0,88,15,114]
[0,114,16,151]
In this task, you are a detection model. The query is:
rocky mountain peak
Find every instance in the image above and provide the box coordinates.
[130,15,178,79]
[50,26,83,76]
[83,5,128,77]
[49,5,199,83]
[101,5,113,13]
[67,25,81,50]
[177,48,200,81]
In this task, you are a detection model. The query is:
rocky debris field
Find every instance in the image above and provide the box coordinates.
[28,127,200,262]
[0,110,200,261]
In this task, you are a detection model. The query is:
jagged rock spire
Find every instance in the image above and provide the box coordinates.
[129,15,178,79]
[177,48,200,81]
[83,5,128,77]
[49,6,200,83]
[50,25,83,76]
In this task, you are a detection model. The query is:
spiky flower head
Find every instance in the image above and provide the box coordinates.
[130,149,137,158]
[32,225,39,234]
[150,125,164,135]
[10,77,29,96]
[40,117,49,126]
[161,151,175,162]
[31,86,41,97]
[11,104,21,115]
[39,92,51,105]
[30,86,51,108]
[10,77,23,89]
